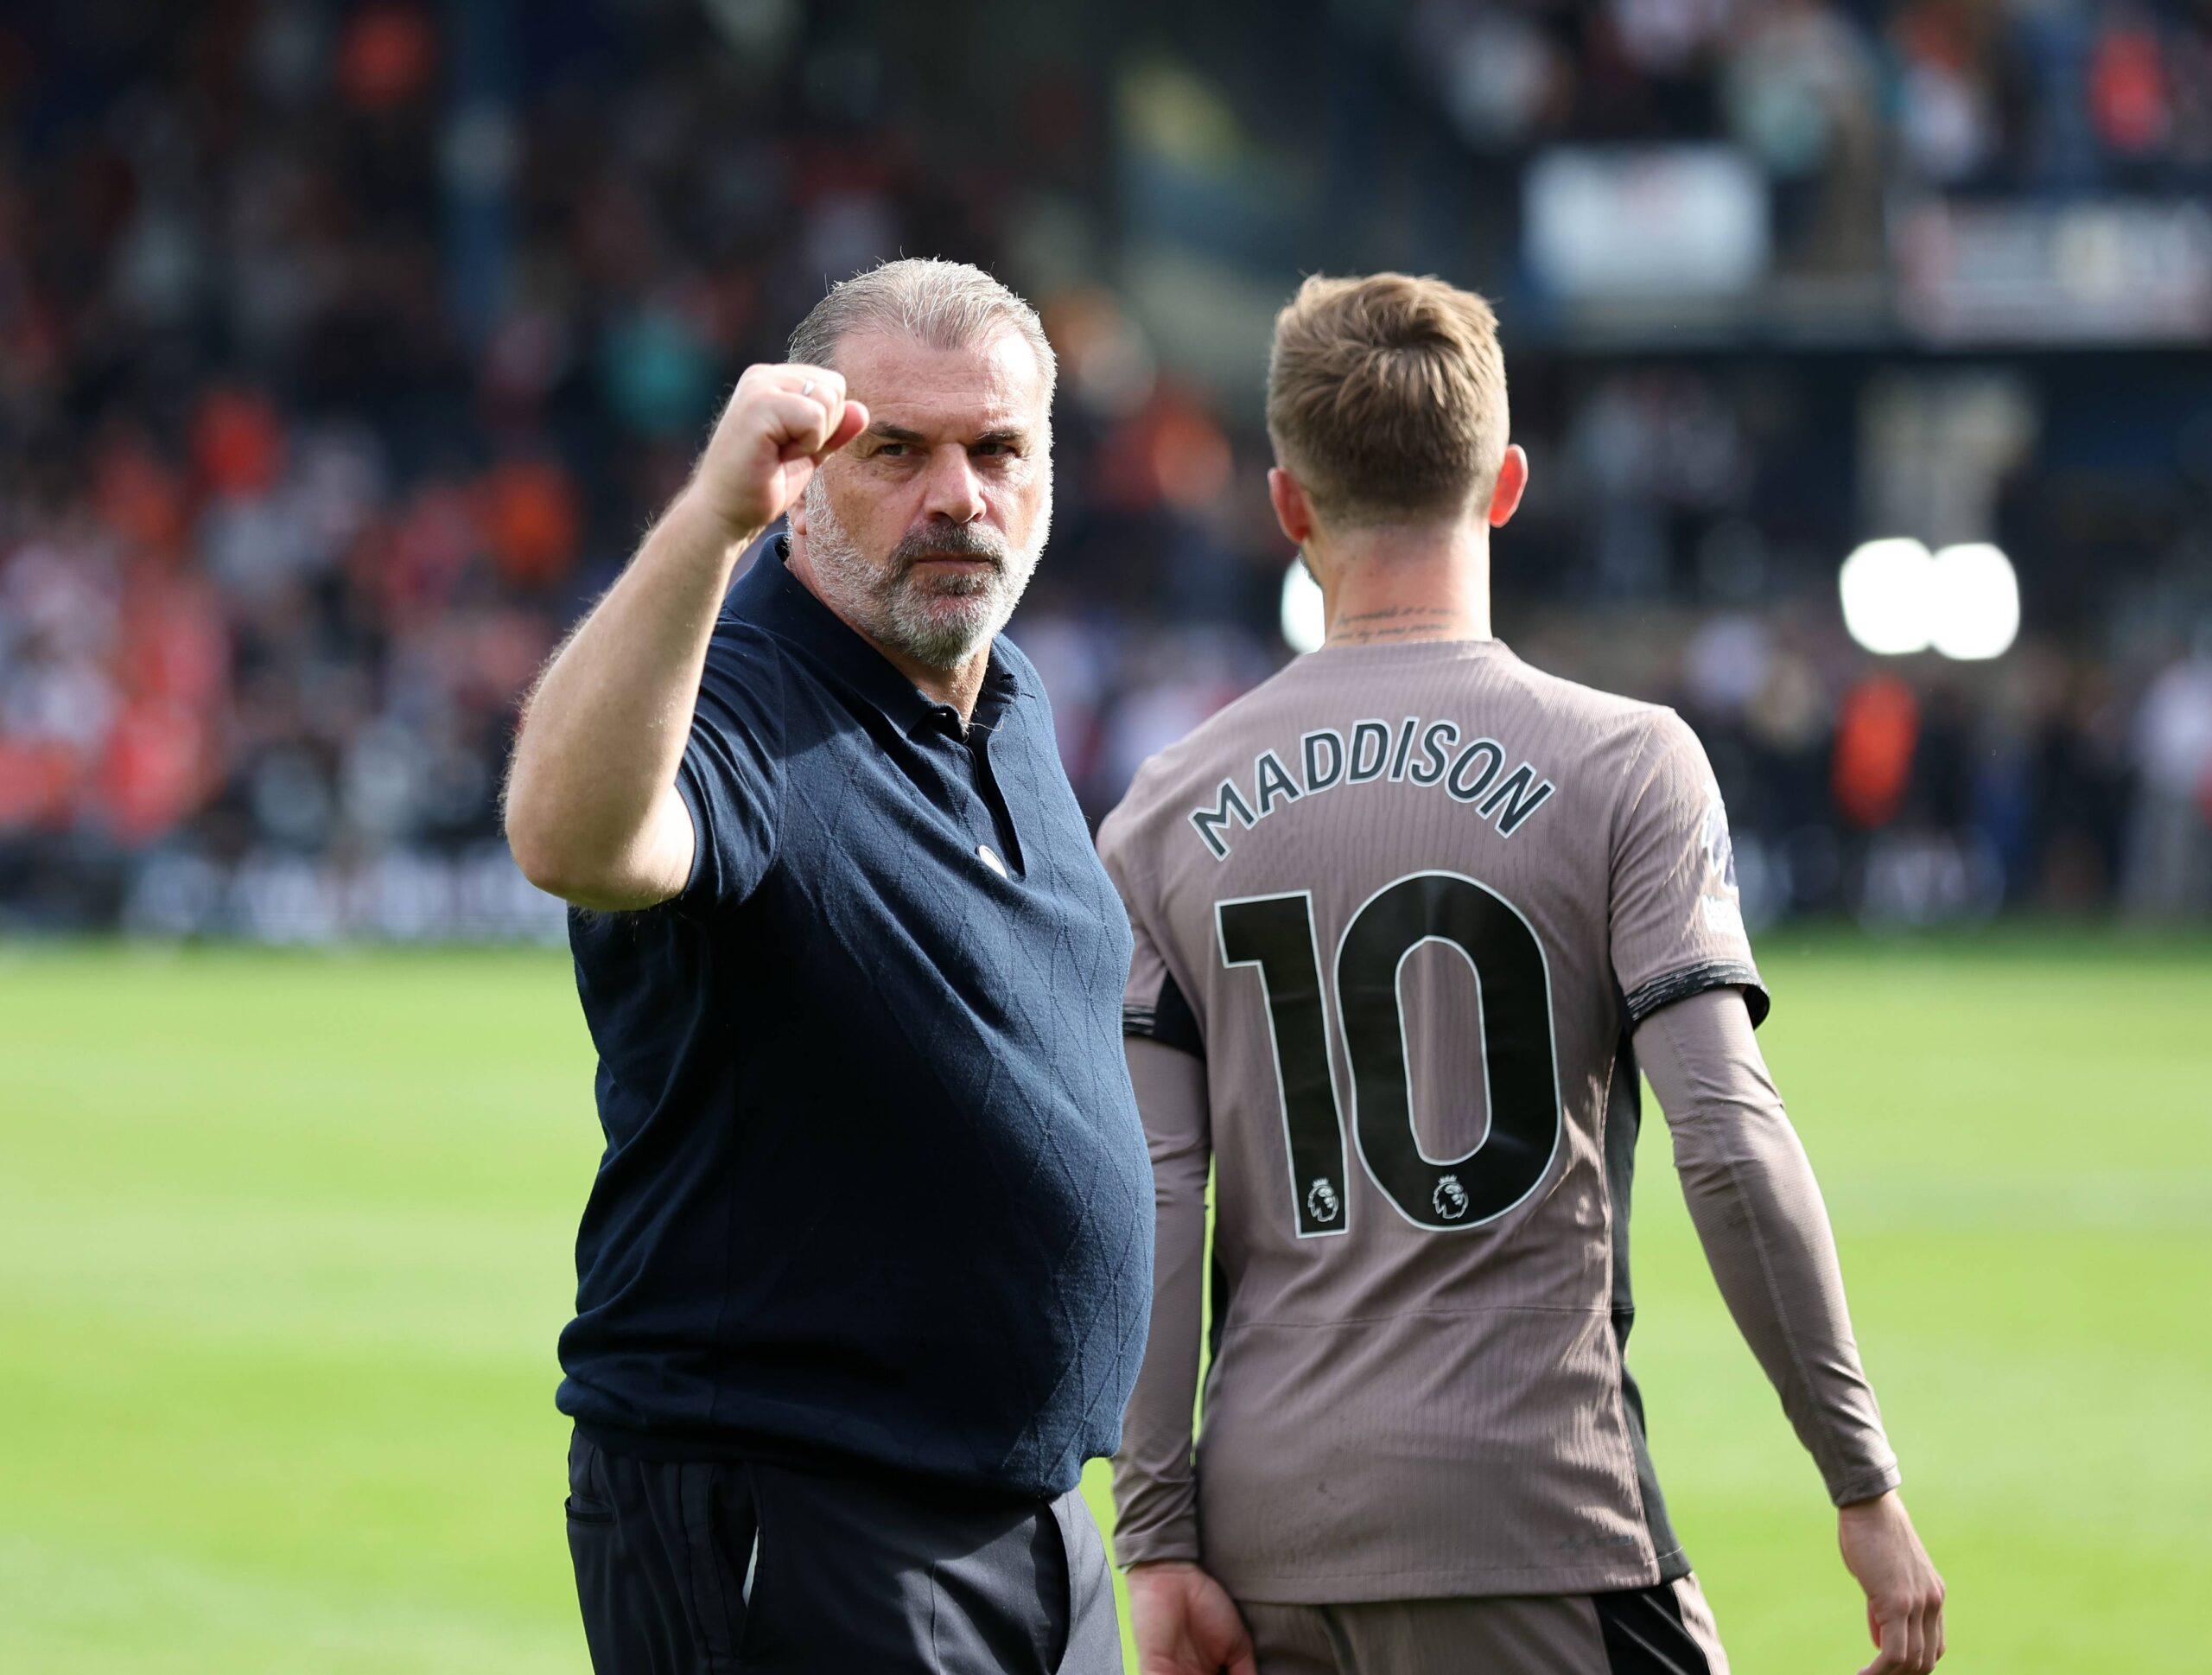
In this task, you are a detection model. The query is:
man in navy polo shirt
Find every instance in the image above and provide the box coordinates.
[504,258,1151,1673]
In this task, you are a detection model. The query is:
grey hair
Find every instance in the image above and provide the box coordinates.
[787,258,1057,399]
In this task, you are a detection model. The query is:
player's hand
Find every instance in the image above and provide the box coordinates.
[1126,1560,1258,1675]
[1838,1490,1945,1674]
[683,362,868,542]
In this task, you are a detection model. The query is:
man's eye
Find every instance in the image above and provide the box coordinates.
[973,442,1013,458]
[875,443,909,458]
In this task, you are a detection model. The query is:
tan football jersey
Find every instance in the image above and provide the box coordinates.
[1097,636,1769,1603]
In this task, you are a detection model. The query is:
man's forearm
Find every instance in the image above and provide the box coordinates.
[1633,989,1903,1506]
[505,491,749,908]
[1113,1038,1211,1565]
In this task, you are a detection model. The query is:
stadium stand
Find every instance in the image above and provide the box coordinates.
[2,0,2207,936]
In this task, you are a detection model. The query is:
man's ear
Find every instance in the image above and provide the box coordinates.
[1268,468,1315,546]
[1487,445,1529,529]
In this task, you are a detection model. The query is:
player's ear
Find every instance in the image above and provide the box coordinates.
[1487,444,1529,529]
[1268,468,1314,546]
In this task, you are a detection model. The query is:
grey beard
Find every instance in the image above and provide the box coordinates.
[801,483,1044,671]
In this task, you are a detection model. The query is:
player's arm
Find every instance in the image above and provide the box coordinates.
[503,365,863,910]
[1116,1037,1256,1675]
[1115,1036,1211,1566]
[1097,801,1258,1675]
[1635,989,1946,1675]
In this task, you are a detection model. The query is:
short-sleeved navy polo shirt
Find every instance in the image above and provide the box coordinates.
[557,538,1154,1500]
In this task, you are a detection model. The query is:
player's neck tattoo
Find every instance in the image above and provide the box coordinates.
[1328,603,1473,646]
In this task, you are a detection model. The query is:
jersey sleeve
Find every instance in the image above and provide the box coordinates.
[1110,1037,1211,1564]
[1097,786,1205,1059]
[671,624,785,913]
[1610,709,1770,1027]
[1635,990,1901,1504]
[1098,776,1211,1560]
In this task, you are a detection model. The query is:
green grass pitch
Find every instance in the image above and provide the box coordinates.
[3,932,2208,1672]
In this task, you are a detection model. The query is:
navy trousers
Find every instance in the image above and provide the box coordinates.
[566,1431,1122,1674]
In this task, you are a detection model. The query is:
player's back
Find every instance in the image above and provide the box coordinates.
[1099,635,1764,1603]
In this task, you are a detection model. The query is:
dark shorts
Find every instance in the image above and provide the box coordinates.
[565,1431,1122,1674]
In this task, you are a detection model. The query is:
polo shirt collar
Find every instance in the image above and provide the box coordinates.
[731,532,1021,736]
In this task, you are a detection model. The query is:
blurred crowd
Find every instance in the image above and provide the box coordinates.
[1409,0,2212,189]
[2,0,2208,938]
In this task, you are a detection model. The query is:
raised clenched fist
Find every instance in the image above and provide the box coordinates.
[686,362,868,542]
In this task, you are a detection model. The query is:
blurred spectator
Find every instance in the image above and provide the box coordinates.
[2125,647,2212,917]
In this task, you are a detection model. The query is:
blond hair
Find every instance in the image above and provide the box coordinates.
[1266,271,1508,527]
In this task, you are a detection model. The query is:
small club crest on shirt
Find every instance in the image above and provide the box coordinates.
[1433,1174,1471,1220]
[1306,1177,1341,1224]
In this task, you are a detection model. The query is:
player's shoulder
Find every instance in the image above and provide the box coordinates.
[1502,649,1675,735]
[1109,642,1675,788]
[1098,645,1703,863]
[1485,652,1724,790]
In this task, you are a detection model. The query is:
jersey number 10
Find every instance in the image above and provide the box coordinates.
[1216,870,1566,1238]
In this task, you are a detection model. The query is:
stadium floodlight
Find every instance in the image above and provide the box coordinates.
[1281,558,1326,653]
[1838,538,1936,656]
[1929,543,2020,660]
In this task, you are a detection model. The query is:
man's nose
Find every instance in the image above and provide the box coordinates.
[919,447,986,524]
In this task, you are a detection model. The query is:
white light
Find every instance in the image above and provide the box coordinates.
[1929,543,2020,660]
[1839,538,1935,656]
[1838,538,2021,660]
[1281,559,1325,654]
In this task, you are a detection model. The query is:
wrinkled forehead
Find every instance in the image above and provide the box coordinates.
[833,328,1052,441]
